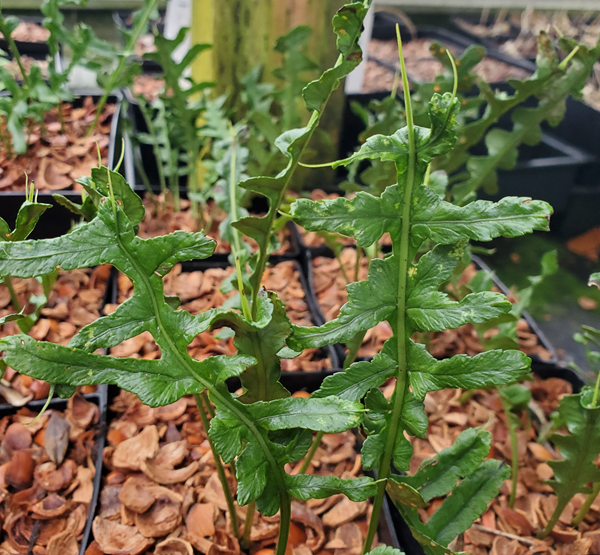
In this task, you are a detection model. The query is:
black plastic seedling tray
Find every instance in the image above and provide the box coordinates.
[0,91,123,240]
[0,15,52,58]
[0,387,108,555]
[475,131,594,214]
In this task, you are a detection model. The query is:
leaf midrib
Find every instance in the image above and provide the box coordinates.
[110,208,291,505]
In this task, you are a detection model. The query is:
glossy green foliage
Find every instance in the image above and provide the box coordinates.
[388,429,509,555]
[546,388,600,515]
[0,189,54,334]
[0,167,373,517]
[446,33,600,202]
[144,28,211,194]
[289,53,550,549]
[365,547,405,555]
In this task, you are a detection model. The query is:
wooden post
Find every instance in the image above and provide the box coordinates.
[193,0,346,105]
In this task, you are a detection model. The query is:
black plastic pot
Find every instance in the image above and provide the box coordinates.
[553,184,600,238]
[0,15,52,58]
[123,97,183,192]
[450,14,526,59]
[471,255,559,369]
[0,92,124,240]
[365,21,535,95]
[0,387,108,555]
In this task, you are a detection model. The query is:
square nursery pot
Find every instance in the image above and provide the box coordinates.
[0,91,124,240]
[357,19,535,100]
[106,257,339,388]
[449,13,529,61]
[474,131,594,215]
[302,247,559,371]
[552,184,600,238]
[0,387,108,555]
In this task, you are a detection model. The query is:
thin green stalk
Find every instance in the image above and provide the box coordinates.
[299,431,324,474]
[188,152,199,219]
[228,127,252,322]
[57,101,65,135]
[241,501,256,549]
[572,481,600,527]
[354,247,364,283]
[363,25,416,554]
[540,498,570,539]
[343,330,367,370]
[86,0,160,136]
[168,149,180,212]
[249,107,319,318]
[0,14,30,89]
[132,141,156,207]
[137,96,167,195]
[336,252,351,285]
[250,49,347,319]
[4,276,21,314]
[459,389,475,405]
[195,392,239,539]
[500,394,520,508]
[591,368,600,409]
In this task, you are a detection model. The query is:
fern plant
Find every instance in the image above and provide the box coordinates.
[541,273,600,534]
[539,378,600,537]
[0,166,373,555]
[289,27,553,554]
[0,4,377,555]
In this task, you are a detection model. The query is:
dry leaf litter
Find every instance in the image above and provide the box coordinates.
[0,394,100,555]
[312,247,552,362]
[138,196,293,256]
[398,376,600,555]
[88,390,378,555]
[0,97,115,191]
